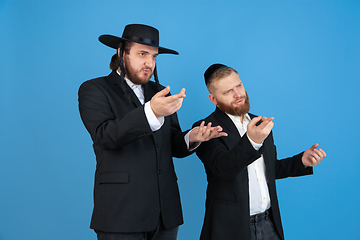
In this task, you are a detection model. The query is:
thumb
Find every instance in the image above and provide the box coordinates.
[155,86,170,97]
[176,88,186,98]
[311,143,319,150]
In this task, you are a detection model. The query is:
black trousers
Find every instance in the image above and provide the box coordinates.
[95,215,178,240]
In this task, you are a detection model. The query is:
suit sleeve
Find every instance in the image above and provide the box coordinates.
[78,80,153,150]
[275,152,313,179]
[264,132,313,179]
[194,119,312,180]
[169,113,193,158]
[193,120,261,180]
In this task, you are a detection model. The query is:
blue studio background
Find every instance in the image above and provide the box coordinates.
[1,1,359,239]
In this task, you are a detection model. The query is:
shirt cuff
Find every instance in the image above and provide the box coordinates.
[185,129,201,151]
[246,134,263,150]
[144,101,164,131]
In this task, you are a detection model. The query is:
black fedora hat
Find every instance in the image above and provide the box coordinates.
[99,24,178,55]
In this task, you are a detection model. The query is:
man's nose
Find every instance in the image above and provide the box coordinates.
[145,57,155,68]
[234,89,241,98]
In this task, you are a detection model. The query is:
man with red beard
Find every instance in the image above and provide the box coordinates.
[193,64,326,240]
[78,25,226,240]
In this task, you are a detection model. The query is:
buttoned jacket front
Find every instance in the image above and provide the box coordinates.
[79,71,192,233]
[193,107,312,240]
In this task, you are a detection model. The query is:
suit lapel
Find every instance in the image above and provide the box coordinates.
[143,82,158,103]
[107,71,142,108]
[129,89,142,108]
[246,113,273,172]
[213,107,241,150]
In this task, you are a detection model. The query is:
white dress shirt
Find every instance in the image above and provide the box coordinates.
[226,113,271,216]
[120,72,195,149]
[124,77,164,131]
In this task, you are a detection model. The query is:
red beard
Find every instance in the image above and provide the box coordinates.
[217,91,250,117]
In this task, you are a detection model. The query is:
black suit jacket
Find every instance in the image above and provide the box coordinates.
[78,71,193,233]
[193,107,312,240]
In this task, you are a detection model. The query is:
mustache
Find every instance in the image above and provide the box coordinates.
[141,67,153,73]
[233,96,246,104]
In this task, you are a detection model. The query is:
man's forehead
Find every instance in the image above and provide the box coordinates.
[215,73,241,87]
[131,42,159,53]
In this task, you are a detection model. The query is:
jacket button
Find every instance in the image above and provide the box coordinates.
[156,143,160,148]
[158,170,161,174]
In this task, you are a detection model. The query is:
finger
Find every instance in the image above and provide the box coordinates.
[314,148,326,159]
[318,148,327,158]
[262,116,274,124]
[211,126,227,137]
[164,97,183,114]
[170,88,186,99]
[314,149,323,158]
[311,156,318,165]
[200,122,212,137]
[165,92,186,104]
[312,149,326,164]
[211,128,228,138]
[257,116,273,126]
[155,86,170,97]
[198,121,205,134]
[173,98,184,112]
[214,125,223,132]
[208,128,221,138]
[217,132,228,137]
[204,122,213,137]
[167,94,185,106]
[258,117,274,130]
[311,152,320,161]
[248,116,262,128]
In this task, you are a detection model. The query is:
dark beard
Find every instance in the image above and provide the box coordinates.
[217,91,250,117]
[124,56,153,85]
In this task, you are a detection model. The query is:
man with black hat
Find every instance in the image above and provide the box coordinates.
[78,24,227,240]
[193,64,327,240]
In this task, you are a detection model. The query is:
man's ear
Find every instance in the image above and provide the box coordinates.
[118,48,125,61]
[208,94,218,105]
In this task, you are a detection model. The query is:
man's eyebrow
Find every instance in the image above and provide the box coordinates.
[223,87,232,93]
[138,50,158,56]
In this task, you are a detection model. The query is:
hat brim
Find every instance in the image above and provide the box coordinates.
[99,34,179,55]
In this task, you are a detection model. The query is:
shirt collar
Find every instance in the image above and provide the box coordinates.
[226,112,251,124]
[116,70,142,91]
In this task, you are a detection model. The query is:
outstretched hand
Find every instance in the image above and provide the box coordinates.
[247,116,274,144]
[150,86,186,118]
[189,121,228,145]
[302,143,327,167]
